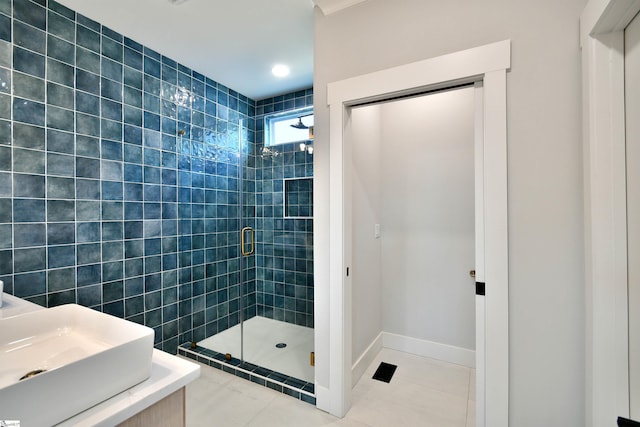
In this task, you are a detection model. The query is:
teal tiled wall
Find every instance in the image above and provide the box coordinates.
[0,0,315,353]
[254,92,314,328]
[0,0,256,353]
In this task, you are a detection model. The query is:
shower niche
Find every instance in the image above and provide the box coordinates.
[284,178,313,218]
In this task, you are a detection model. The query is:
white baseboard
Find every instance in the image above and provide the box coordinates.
[351,332,384,386]
[382,332,475,368]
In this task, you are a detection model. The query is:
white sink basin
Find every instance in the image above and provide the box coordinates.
[0,304,154,426]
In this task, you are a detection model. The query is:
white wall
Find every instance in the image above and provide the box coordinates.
[379,89,475,350]
[314,0,585,425]
[350,105,384,365]
[349,88,475,370]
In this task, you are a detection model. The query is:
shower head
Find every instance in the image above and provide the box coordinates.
[290,117,309,130]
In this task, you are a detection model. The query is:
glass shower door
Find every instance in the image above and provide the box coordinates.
[239,112,315,386]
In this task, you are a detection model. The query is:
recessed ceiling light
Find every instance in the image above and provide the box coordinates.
[272,64,290,77]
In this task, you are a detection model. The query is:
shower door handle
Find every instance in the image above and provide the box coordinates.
[241,227,255,256]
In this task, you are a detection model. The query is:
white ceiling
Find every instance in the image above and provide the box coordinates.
[57,0,315,100]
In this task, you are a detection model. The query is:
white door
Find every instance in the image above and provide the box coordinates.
[377,88,477,358]
[349,85,482,423]
[474,83,486,427]
[626,10,640,421]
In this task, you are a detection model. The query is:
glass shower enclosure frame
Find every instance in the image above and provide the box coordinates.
[181,111,316,398]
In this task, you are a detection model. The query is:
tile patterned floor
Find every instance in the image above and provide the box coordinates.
[185,348,476,427]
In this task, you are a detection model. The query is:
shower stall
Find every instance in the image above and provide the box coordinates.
[179,94,315,402]
[0,0,314,404]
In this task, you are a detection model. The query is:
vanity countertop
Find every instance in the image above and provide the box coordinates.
[57,349,200,426]
[0,293,201,426]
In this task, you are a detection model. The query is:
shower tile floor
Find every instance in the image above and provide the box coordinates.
[197,316,315,383]
[185,348,476,427]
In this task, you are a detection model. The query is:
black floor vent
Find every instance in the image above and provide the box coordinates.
[372,362,398,383]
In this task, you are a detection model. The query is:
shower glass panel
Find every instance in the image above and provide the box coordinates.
[188,92,315,391]
[242,130,315,384]
[189,120,244,360]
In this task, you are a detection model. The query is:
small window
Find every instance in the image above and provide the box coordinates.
[264,107,314,147]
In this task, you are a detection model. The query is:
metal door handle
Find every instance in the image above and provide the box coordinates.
[469,269,476,278]
[241,227,255,256]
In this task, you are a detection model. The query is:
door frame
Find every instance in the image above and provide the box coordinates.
[581,1,640,425]
[316,40,511,426]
